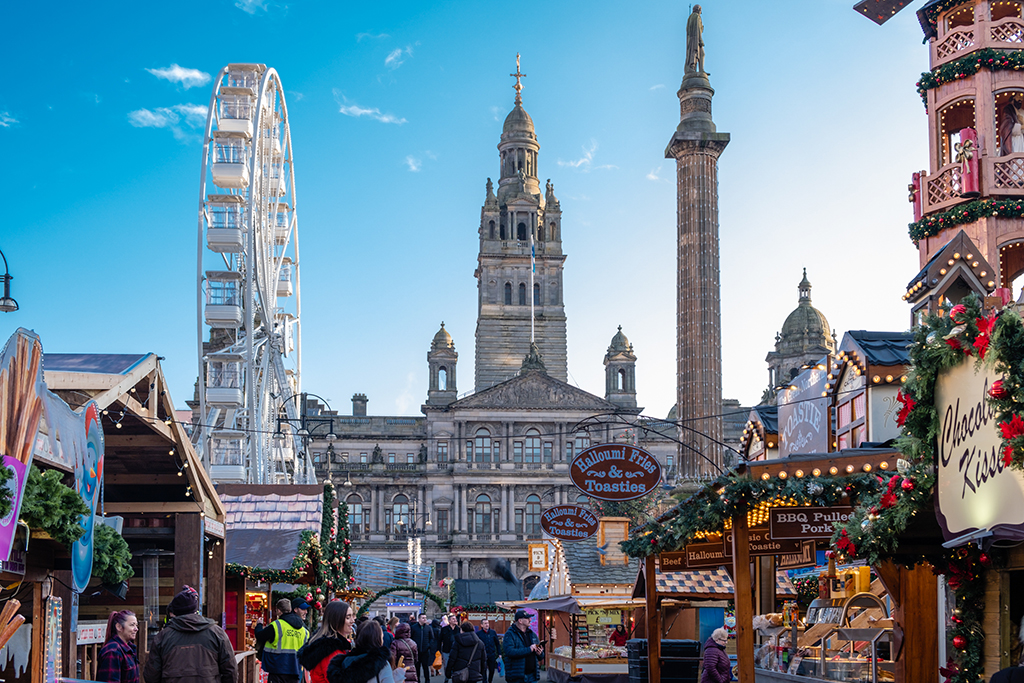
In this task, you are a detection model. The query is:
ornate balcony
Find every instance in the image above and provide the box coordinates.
[932,17,1024,67]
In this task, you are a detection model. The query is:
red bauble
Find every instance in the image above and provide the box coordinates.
[951,615,962,624]
[901,478,915,491]
[315,601,323,610]
[953,635,967,650]
[979,553,992,567]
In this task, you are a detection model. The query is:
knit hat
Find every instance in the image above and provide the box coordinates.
[169,586,200,616]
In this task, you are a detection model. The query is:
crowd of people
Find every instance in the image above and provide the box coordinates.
[93,590,548,683]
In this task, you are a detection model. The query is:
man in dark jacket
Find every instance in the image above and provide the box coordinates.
[255,598,310,683]
[143,586,237,683]
[475,619,501,683]
[446,622,486,683]
[410,613,437,682]
[502,611,542,683]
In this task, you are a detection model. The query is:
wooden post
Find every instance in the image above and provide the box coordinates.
[732,513,755,683]
[54,569,76,677]
[644,557,660,683]
[31,581,43,683]
[756,556,776,615]
[175,513,204,593]
[208,536,226,626]
[893,564,938,683]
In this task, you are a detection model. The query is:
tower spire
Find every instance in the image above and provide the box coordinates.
[511,53,526,105]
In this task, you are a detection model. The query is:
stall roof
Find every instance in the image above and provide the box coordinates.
[497,595,645,614]
[454,579,523,605]
[218,484,323,530]
[45,353,149,375]
[751,405,778,435]
[562,535,640,585]
[226,528,307,571]
[631,566,797,600]
[844,331,912,367]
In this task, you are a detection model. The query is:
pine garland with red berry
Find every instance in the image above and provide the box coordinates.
[909,198,1024,242]
[916,49,1024,107]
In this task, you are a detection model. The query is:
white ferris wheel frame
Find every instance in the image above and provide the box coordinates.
[195,64,310,485]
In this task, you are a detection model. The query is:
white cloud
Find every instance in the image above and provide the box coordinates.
[646,165,662,181]
[0,112,18,127]
[650,84,666,90]
[385,45,415,70]
[557,141,617,172]
[394,372,418,413]
[357,32,390,41]
[235,0,267,13]
[405,156,422,172]
[127,103,208,140]
[334,91,407,124]
[146,64,211,89]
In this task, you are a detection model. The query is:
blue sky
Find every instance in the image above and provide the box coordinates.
[1,0,929,418]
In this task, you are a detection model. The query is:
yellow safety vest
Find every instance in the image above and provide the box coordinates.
[265,618,309,655]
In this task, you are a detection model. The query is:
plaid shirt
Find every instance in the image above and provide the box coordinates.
[97,637,140,683]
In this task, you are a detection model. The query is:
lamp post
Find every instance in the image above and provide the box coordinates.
[0,248,18,313]
[273,392,338,483]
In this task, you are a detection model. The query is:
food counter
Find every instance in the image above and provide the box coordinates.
[546,611,631,683]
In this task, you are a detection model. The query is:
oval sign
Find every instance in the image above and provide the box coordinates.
[570,444,662,501]
[541,505,600,542]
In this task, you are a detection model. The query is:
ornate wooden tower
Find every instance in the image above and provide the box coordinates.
[903,0,1024,315]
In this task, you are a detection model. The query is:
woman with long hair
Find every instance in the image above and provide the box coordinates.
[608,623,628,647]
[96,610,139,683]
[299,601,355,683]
[328,619,405,683]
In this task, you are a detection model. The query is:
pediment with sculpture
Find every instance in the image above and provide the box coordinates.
[451,369,618,411]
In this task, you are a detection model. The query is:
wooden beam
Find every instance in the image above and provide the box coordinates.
[67,355,158,410]
[31,581,43,683]
[756,555,776,615]
[43,371,122,391]
[105,502,205,514]
[893,564,938,683]
[208,535,226,626]
[106,474,188,486]
[175,513,204,597]
[104,435,168,448]
[644,557,660,683]
[732,512,755,683]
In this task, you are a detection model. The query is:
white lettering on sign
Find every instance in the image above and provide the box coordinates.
[935,360,1024,540]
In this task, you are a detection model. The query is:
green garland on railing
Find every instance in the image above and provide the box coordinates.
[92,523,134,585]
[356,585,447,618]
[620,470,881,558]
[916,49,1024,106]
[21,465,89,548]
[909,198,1024,242]
[936,546,990,683]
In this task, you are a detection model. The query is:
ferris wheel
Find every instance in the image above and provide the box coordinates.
[195,63,310,485]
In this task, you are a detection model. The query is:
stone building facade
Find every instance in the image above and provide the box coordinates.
[302,74,747,588]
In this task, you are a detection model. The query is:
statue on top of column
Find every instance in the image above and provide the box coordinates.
[685,5,707,76]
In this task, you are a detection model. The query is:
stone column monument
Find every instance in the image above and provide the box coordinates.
[667,5,730,478]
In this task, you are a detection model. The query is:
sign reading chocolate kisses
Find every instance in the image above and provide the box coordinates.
[540,505,600,542]
[570,444,663,501]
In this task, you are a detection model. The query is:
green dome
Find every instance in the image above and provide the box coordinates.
[777,269,832,356]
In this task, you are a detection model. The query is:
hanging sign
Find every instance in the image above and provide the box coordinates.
[935,359,1024,544]
[777,357,831,457]
[570,444,662,501]
[723,527,803,556]
[680,538,728,568]
[541,505,599,542]
[778,541,818,570]
[768,506,854,540]
[528,543,549,571]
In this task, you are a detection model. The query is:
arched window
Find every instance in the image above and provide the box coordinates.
[517,223,527,241]
[566,432,591,460]
[475,494,492,534]
[533,283,540,306]
[488,220,495,239]
[438,367,447,391]
[504,282,513,305]
[474,428,492,463]
[525,494,541,533]
[389,494,409,532]
[537,224,544,242]
[519,283,527,305]
[525,429,541,463]
[500,222,507,240]
[347,494,365,532]
[617,369,625,391]
[550,222,557,241]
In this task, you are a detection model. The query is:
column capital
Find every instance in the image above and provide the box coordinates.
[665,131,730,160]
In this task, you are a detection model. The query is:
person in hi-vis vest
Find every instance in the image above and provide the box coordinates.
[256,598,310,683]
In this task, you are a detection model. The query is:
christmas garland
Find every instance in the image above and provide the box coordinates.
[21,465,89,548]
[832,295,1015,683]
[92,523,134,585]
[916,48,1024,106]
[621,470,881,557]
[918,0,967,34]
[356,585,447,618]
[909,197,1024,242]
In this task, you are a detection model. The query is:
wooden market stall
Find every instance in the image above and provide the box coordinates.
[43,351,226,675]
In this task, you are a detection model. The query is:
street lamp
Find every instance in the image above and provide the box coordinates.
[0,248,17,313]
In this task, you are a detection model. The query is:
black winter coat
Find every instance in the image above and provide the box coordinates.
[410,622,436,660]
[445,631,486,682]
[327,645,392,683]
[439,625,454,654]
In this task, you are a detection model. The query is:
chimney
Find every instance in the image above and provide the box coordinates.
[352,393,368,416]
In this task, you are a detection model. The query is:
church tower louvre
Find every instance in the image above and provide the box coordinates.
[905,0,1024,314]
[474,56,567,391]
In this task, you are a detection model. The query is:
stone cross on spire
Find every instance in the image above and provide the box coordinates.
[511,53,526,105]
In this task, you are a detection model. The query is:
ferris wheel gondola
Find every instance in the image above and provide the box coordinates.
[195,63,310,485]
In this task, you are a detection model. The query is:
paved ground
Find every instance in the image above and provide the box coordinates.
[417,667,550,683]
